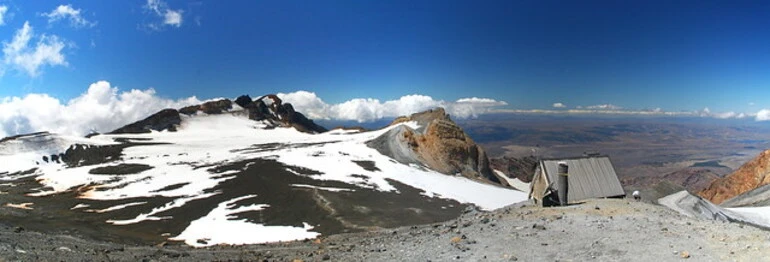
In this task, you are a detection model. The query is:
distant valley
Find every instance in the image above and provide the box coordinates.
[457,113,770,194]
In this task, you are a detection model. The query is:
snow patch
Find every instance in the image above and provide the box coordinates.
[6,202,33,209]
[494,170,531,194]
[107,192,218,225]
[85,202,147,213]
[70,203,90,210]
[290,184,355,192]
[170,195,320,247]
[726,206,770,228]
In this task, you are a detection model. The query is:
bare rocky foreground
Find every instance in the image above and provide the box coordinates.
[1,198,768,261]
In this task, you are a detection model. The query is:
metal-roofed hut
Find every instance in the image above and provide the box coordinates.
[529,155,625,206]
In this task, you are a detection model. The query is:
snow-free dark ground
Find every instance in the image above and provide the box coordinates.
[2,198,769,261]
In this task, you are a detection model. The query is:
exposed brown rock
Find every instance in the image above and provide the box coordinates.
[699,149,770,204]
[200,99,233,114]
[371,108,499,184]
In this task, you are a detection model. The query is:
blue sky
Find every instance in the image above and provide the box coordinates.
[2,1,770,136]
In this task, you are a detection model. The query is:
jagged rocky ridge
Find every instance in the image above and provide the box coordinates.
[110,94,327,135]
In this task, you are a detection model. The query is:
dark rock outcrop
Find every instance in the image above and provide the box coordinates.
[234,95,254,109]
[63,144,131,167]
[179,99,233,115]
[489,156,538,183]
[237,94,328,134]
[367,108,499,184]
[109,109,181,134]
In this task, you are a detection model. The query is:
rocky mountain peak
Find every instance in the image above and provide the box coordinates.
[390,108,451,131]
[699,149,770,204]
[368,107,500,184]
[235,94,327,133]
[109,94,327,134]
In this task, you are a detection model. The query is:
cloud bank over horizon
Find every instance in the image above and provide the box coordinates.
[0,81,201,138]
[0,82,509,138]
[277,91,508,123]
[3,81,770,139]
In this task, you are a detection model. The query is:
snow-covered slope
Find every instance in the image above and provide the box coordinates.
[0,110,527,247]
[0,132,116,177]
[658,190,770,231]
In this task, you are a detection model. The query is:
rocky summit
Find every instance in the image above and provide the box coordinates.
[367,108,500,184]
[233,94,328,134]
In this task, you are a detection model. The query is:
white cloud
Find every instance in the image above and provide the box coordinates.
[276,91,330,120]
[0,81,201,138]
[456,97,499,104]
[42,4,96,28]
[2,21,68,77]
[586,104,622,110]
[712,111,737,119]
[700,107,711,115]
[756,109,770,121]
[278,91,507,123]
[494,104,758,120]
[692,107,750,120]
[451,96,508,119]
[552,102,566,108]
[143,0,183,30]
[0,5,8,26]
[164,10,183,27]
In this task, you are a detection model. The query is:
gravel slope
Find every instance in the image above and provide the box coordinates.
[2,199,769,261]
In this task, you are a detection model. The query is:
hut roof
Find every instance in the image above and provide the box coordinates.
[540,156,625,203]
